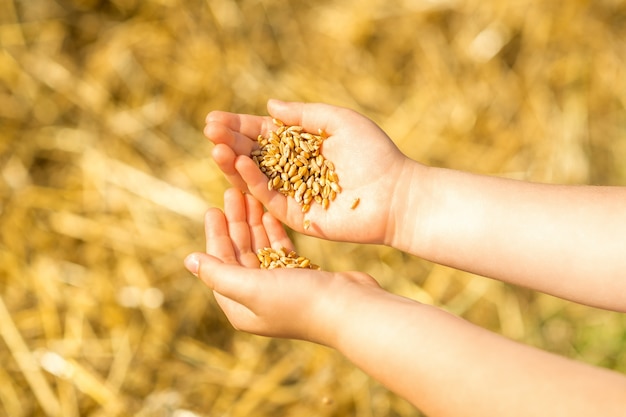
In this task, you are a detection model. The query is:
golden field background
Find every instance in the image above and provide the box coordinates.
[1,0,625,415]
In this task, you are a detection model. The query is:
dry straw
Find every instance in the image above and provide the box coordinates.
[1,0,625,416]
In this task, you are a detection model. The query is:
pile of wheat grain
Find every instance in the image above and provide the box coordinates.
[253,119,340,214]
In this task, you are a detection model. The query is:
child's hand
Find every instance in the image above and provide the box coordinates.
[184,188,381,346]
[204,100,419,246]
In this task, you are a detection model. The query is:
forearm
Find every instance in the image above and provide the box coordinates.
[392,163,626,311]
[333,292,626,417]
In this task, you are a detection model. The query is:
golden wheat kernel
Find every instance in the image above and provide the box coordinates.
[322,184,331,199]
[302,203,311,213]
[303,219,311,230]
[296,181,307,195]
[293,179,303,190]
[287,173,301,184]
[322,197,329,210]
[324,160,335,171]
[320,163,328,176]
[330,190,337,201]
[351,197,360,209]
[294,189,303,203]
[330,182,341,193]
[299,141,311,153]
[286,164,297,178]
[311,181,320,195]
[299,258,311,268]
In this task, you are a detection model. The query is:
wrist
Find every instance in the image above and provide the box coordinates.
[331,286,425,358]
[308,272,385,349]
[385,160,435,255]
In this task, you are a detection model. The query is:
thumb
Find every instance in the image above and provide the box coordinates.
[266,99,349,134]
[184,252,259,304]
[184,252,217,277]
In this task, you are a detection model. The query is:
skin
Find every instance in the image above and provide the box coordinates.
[186,100,626,416]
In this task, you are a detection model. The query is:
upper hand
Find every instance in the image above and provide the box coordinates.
[204,100,413,245]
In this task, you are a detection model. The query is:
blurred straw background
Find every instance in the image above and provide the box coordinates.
[1,0,625,415]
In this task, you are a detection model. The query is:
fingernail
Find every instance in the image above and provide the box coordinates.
[184,254,200,276]
[268,98,286,107]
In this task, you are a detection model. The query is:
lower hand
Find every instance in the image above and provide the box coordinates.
[184,189,381,346]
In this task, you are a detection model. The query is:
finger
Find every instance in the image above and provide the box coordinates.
[185,252,259,331]
[262,212,294,252]
[212,144,249,192]
[204,208,238,264]
[204,121,257,157]
[206,111,276,144]
[234,155,295,224]
[223,188,260,268]
[244,193,271,252]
